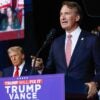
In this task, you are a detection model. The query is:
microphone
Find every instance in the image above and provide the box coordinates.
[30,28,56,75]
[45,28,56,42]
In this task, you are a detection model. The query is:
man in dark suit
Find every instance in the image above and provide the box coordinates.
[32,1,100,99]
[3,46,31,77]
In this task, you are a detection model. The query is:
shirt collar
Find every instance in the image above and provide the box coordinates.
[14,61,25,70]
[66,26,81,39]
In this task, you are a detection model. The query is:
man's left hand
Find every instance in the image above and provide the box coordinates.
[85,82,98,99]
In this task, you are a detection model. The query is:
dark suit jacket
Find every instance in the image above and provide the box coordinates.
[2,62,31,77]
[44,30,100,83]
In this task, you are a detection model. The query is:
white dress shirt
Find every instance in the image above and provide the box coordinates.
[65,26,82,56]
[13,61,25,77]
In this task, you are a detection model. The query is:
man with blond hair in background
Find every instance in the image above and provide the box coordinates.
[3,46,31,77]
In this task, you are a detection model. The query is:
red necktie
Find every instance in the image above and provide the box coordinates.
[65,34,72,66]
[14,66,19,77]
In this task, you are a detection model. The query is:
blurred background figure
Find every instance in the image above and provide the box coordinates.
[0,8,7,30]
[0,6,21,31]
[15,0,24,29]
[91,25,100,36]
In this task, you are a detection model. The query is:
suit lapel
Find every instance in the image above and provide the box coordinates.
[7,66,14,77]
[10,67,14,76]
[69,31,86,68]
[21,64,29,76]
[58,35,68,68]
[61,35,68,68]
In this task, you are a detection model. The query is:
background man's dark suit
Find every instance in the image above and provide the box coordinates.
[2,62,31,77]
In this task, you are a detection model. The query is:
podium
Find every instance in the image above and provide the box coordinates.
[0,74,88,100]
[0,74,65,100]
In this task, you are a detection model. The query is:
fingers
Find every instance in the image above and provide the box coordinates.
[85,82,98,99]
[32,58,43,66]
[31,56,44,70]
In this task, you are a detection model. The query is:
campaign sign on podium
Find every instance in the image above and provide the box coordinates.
[0,74,65,100]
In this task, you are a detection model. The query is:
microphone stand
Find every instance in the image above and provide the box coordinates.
[30,28,56,75]
[30,40,49,75]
